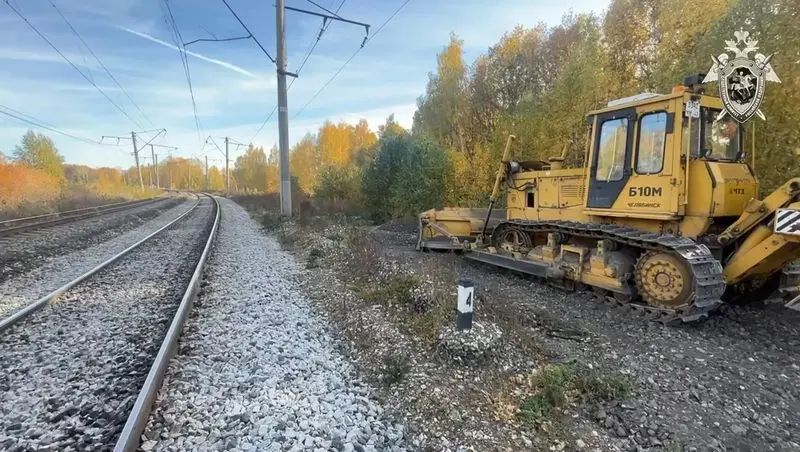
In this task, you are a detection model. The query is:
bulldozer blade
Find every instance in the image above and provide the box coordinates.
[417,207,505,251]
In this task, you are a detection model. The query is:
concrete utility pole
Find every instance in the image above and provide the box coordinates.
[147,157,154,187]
[154,153,160,188]
[205,155,209,190]
[150,145,157,188]
[101,130,169,190]
[272,3,369,216]
[131,131,143,190]
[276,0,291,216]
[225,137,230,195]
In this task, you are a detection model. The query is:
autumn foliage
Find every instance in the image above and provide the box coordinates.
[0,130,159,219]
[0,163,60,212]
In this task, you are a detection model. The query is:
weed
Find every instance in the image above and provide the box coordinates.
[381,353,411,386]
[343,230,384,283]
[518,394,554,425]
[306,247,324,269]
[357,275,417,307]
[405,294,452,345]
[575,371,631,402]
[261,212,282,231]
[516,363,631,426]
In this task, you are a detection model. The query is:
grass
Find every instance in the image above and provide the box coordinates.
[406,296,452,345]
[356,274,417,307]
[342,230,385,283]
[517,363,631,426]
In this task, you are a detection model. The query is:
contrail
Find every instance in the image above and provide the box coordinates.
[118,26,257,78]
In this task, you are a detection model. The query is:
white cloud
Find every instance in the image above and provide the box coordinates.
[117,26,258,78]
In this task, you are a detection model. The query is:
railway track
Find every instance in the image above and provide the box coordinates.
[0,195,186,285]
[0,197,165,238]
[0,193,220,452]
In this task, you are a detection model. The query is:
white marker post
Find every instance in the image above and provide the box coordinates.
[457,279,475,331]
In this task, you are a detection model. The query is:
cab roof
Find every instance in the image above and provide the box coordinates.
[585,87,723,118]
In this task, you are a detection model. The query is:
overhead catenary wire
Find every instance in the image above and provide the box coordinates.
[0,103,114,147]
[292,0,411,119]
[162,0,204,146]
[46,0,158,130]
[183,35,251,46]
[3,0,144,129]
[306,0,343,19]
[248,0,346,141]
[295,0,345,78]
[220,0,276,63]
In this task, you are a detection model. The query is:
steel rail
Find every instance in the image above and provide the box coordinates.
[0,195,202,333]
[0,197,167,237]
[114,194,220,452]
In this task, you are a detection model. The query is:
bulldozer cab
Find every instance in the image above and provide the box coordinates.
[583,89,754,227]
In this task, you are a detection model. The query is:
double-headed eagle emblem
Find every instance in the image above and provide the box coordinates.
[702,29,780,122]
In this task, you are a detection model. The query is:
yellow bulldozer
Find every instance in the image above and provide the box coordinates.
[418,76,800,322]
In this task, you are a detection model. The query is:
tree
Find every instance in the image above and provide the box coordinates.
[207,166,225,191]
[234,145,268,192]
[362,134,450,221]
[13,130,65,181]
[412,33,469,153]
[290,134,319,193]
[378,114,406,139]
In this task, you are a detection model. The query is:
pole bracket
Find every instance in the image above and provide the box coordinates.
[278,69,299,78]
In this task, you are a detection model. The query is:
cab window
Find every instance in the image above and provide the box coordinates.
[596,118,628,182]
[682,107,741,161]
[635,112,667,174]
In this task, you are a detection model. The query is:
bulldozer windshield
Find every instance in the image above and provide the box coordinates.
[682,107,743,162]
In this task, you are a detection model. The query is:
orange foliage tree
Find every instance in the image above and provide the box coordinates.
[0,163,60,211]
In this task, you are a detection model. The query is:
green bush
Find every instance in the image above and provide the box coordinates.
[362,135,451,223]
[314,165,363,206]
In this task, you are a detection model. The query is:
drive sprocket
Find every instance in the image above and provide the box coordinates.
[634,251,693,309]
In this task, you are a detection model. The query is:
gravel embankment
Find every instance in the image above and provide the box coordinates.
[0,197,215,452]
[0,196,185,284]
[273,221,800,451]
[0,195,198,319]
[142,198,410,452]
[399,234,800,451]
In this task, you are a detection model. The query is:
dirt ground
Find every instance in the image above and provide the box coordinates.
[240,205,800,452]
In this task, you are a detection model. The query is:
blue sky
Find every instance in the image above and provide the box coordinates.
[0,0,609,169]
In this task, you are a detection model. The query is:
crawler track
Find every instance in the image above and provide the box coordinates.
[0,194,219,452]
[488,220,726,323]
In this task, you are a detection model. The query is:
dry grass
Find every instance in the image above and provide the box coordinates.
[0,182,160,221]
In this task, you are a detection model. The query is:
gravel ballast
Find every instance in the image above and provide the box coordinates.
[0,196,185,284]
[242,214,800,451]
[0,197,215,452]
[0,195,198,319]
[143,198,410,452]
